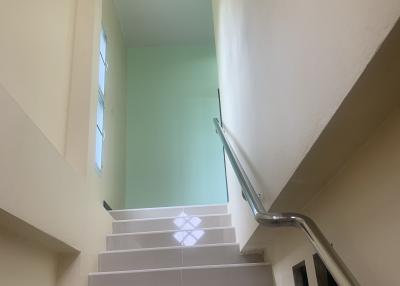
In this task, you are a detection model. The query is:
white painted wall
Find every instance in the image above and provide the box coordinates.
[0,228,57,286]
[212,0,400,248]
[0,0,127,285]
[65,0,101,174]
[0,0,76,153]
[0,82,111,286]
[87,0,127,210]
[268,109,400,285]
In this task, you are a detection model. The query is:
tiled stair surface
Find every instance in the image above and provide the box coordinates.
[89,204,274,286]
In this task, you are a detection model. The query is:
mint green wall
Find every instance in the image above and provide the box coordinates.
[125,46,227,208]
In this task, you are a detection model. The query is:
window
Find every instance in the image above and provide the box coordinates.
[96,29,107,171]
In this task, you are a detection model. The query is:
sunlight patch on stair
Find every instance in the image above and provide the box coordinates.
[173,212,204,246]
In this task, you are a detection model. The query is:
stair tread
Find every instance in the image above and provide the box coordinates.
[109,203,228,213]
[107,226,234,237]
[100,242,239,254]
[109,205,228,220]
[92,205,274,285]
[90,262,270,276]
[113,213,230,223]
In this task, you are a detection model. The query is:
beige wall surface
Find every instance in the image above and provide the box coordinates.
[86,0,127,210]
[268,109,400,286]
[212,0,400,248]
[0,227,57,286]
[0,73,111,286]
[0,0,127,286]
[0,0,76,153]
[64,0,100,175]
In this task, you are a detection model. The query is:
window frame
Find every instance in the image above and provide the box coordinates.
[95,28,107,172]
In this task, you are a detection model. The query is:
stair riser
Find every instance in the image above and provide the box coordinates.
[106,228,235,251]
[110,205,228,220]
[89,265,273,286]
[113,215,231,234]
[99,244,263,272]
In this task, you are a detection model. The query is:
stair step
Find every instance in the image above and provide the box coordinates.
[99,243,263,272]
[89,263,273,286]
[106,227,235,251]
[112,214,231,234]
[109,204,228,220]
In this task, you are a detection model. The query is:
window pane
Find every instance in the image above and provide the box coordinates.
[100,30,106,59]
[98,57,106,95]
[95,128,103,170]
[97,97,104,132]
[96,29,107,171]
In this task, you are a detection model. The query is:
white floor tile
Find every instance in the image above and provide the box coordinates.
[106,227,235,251]
[181,244,263,267]
[181,264,273,286]
[109,204,228,220]
[90,264,273,286]
[99,247,181,272]
[99,243,263,272]
[89,269,181,286]
[112,214,231,233]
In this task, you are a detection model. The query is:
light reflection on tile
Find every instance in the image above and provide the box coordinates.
[173,212,204,246]
[173,231,187,242]
[174,217,185,227]
[183,235,197,246]
[190,217,201,226]
[191,230,205,240]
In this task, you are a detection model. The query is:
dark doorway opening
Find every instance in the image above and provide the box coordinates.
[313,254,338,286]
[293,260,309,286]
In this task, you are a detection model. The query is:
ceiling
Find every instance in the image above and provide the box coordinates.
[113,0,215,47]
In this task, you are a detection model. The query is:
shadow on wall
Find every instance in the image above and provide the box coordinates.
[56,253,80,285]
[0,209,80,286]
[271,17,400,213]
[255,17,400,286]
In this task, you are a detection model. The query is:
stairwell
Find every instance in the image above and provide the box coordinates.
[89,204,274,285]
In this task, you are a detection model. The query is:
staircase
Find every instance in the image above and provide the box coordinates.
[89,204,274,286]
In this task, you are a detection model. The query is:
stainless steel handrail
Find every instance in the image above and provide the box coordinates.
[213,118,360,286]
